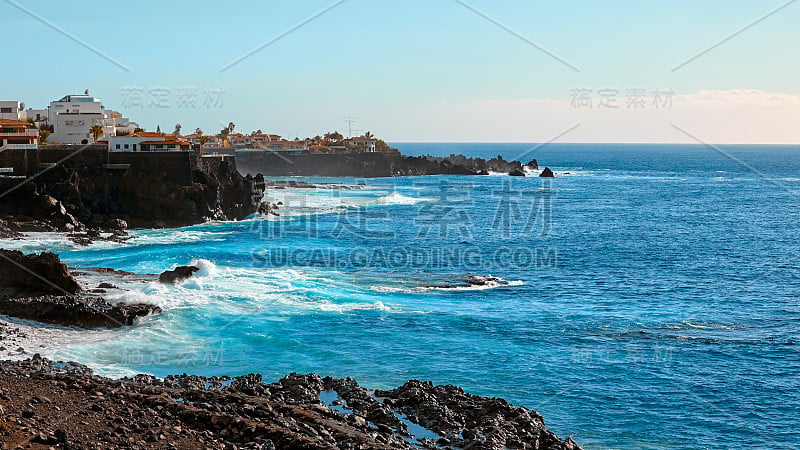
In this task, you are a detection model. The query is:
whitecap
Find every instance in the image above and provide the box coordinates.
[375,192,433,205]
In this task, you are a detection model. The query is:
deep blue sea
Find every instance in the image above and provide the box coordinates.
[3,143,800,449]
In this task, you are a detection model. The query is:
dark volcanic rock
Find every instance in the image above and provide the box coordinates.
[0,294,160,328]
[0,146,265,230]
[0,249,81,295]
[375,380,580,449]
[527,159,539,170]
[540,167,555,178]
[159,265,199,284]
[237,152,528,178]
[0,251,160,328]
[0,356,582,449]
[509,169,526,177]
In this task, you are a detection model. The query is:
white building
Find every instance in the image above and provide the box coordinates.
[24,108,49,128]
[105,109,139,136]
[48,93,116,145]
[343,137,377,152]
[0,101,25,120]
[110,132,191,152]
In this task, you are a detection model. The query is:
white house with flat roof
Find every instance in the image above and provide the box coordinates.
[0,101,24,121]
[48,93,117,144]
[110,132,191,152]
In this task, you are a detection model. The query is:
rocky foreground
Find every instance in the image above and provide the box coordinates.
[0,356,580,450]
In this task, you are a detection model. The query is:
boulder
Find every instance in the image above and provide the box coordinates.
[526,158,539,170]
[158,265,199,284]
[0,250,81,295]
[508,169,526,177]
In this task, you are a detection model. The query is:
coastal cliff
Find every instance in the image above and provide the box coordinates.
[0,146,265,231]
[236,152,534,178]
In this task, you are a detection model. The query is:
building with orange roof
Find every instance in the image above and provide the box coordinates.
[0,119,38,150]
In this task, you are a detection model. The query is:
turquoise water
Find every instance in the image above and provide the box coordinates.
[5,144,800,449]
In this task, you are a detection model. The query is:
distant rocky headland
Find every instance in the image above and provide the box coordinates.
[236,151,548,178]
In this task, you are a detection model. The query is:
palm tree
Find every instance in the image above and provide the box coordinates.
[38,129,52,144]
[89,124,104,143]
[198,135,210,154]
[363,131,374,139]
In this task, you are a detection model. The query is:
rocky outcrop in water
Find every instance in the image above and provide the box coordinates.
[0,250,159,328]
[0,295,160,328]
[540,167,555,178]
[0,356,581,449]
[159,265,199,284]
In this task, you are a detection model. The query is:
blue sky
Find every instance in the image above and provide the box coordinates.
[2,0,798,142]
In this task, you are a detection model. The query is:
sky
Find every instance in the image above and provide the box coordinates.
[1,0,798,143]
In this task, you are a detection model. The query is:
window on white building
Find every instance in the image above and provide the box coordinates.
[124,144,129,149]
[116,144,121,149]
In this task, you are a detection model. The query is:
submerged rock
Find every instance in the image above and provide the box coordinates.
[158,265,200,284]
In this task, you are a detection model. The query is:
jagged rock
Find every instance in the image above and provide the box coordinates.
[527,159,539,170]
[540,167,555,178]
[0,356,582,450]
[509,169,526,177]
[0,250,81,295]
[158,266,199,284]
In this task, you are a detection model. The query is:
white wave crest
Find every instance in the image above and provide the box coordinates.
[376,192,433,205]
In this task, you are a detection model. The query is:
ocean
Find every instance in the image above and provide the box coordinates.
[2,143,799,449]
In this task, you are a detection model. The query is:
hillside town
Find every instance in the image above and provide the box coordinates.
[0,91,395,156]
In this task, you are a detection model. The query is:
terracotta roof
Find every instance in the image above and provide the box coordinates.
[0,119,33,127]
[134,132,166,138]
[346,137,376,142]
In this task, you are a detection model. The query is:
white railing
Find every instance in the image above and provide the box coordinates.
[1,144,38,150]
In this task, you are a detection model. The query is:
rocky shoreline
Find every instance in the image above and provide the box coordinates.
[0,147,266,234]
[0,249,582,448]
[0,355,580,449]
[236,152,553,178]
[0,152,577,448]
